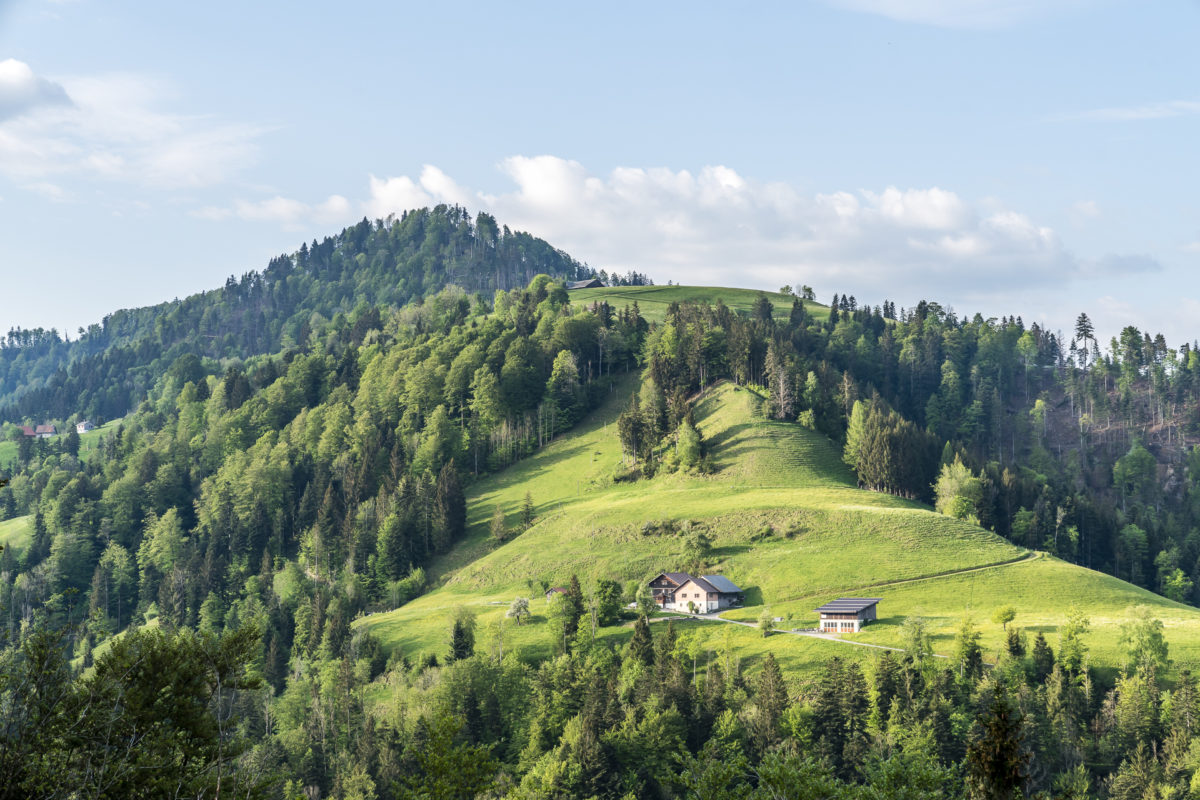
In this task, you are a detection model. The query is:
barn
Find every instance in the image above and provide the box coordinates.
[815,598,881,633]
[566,278,604,290]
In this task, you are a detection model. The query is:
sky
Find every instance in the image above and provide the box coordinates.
[0,0,1198,346]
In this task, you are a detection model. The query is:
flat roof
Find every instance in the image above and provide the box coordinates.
[815,598,881,614]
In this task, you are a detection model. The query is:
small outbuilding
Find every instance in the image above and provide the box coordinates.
[816,598,881,633]
[76,420,95,434]
[566,278,604,290]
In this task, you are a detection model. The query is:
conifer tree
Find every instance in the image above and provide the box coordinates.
[629,615,654,667]
[965,687,1027,800]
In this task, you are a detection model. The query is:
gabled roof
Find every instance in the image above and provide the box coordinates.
[815,598,881,615]
[545,586,568,595]
[681,576,718,593]
[20,425,35,436]
[652,572,692,587]
[567,278,604,290]
[700,575,742,594]
[34,424,55,435]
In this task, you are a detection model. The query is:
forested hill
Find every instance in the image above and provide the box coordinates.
[0,205,649,424]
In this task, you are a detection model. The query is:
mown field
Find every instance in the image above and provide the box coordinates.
[568,285,828,325]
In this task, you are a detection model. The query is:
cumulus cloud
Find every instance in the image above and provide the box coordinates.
[0,60,264,189]
[0,58,70,120]
[821,0,1091,28]
[212,156,1159,316]
[357,155,1093,303]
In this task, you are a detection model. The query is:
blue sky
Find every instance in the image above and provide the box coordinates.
[1,0,1198,345]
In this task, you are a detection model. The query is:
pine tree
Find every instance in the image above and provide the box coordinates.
[563,574,585,641]
[629,615,654,667]
[520,491,535,531]
[965,688,1027,800]
[754,652,788,746]
[449,618,473,662]
[1032,632,1055,682]
[434,461,466,551]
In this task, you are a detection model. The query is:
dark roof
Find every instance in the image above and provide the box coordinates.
[567,278,604,290]
[700,575,742,594]
[815,598,881,615]
[653,572,692,587]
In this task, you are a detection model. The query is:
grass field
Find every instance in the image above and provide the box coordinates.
[0,514,32,556]
[0,418,121,470]
[358,285,1200,679]
[568,285,828,325]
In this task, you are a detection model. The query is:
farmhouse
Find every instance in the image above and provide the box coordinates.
[26,424,57,439]
[816,598,881,633]
[19,425,35,437]
[76,420,95,433]
[545,586,568,601]
[648,572,743,613]
[566,278,604,290]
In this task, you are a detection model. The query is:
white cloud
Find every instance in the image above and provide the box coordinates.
[821,0,1092,28]
[211,156,1159,318]
[0,58,70,121]
[0,60,264,190]
[193,193,351,230]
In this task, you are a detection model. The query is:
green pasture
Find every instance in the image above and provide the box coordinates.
[359,377,1200,680]
[0,514,32,555]
[568,285,828,325]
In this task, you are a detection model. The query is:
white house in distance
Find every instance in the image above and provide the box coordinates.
[76,420,95,434]
[816,598,881,633]
[648,572,744,613]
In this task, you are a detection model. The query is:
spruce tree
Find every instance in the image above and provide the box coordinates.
[965,687,1027,800]
[755,652,788,746]
[629,615,654,667]
[1032,632,1055,683]
[563,574,585,641]
[449,618,473,662]
[520,491,535,531]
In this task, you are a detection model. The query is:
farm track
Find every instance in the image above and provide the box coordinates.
[745,550,1043,612]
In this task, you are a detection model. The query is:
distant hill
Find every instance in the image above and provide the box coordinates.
[0,205,639,424]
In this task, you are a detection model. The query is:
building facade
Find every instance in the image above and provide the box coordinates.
[649,572,743,612]
[815,598,881,633]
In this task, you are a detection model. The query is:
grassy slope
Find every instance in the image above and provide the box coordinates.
[569,285,828,325]
[357,286,1200,679]
[0,514,32,555]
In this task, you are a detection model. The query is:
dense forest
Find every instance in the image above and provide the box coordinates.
[5,207,1200,796]
[0,205,650,424]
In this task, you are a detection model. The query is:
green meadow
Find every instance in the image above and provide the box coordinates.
[569,285,828,325]
[356,376,1200,680]
[0,514,32,556]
